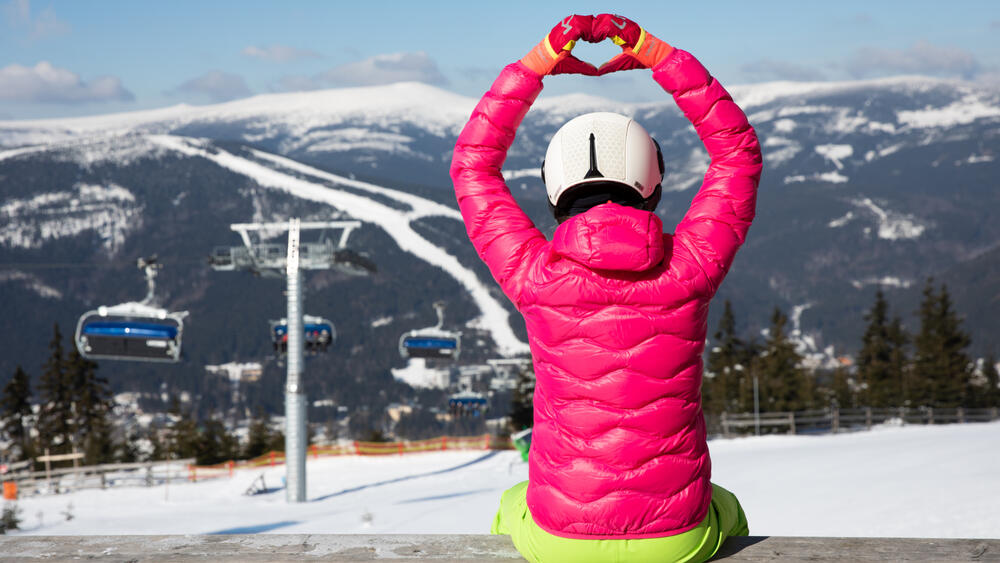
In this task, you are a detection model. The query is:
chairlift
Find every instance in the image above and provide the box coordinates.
[399,302,461,360]
[74,257,189,362]
[448,390,488,418]
[270,315,335,355]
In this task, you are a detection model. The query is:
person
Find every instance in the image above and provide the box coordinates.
[450,14,762,563]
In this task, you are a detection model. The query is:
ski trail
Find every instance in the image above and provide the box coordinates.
[149,135,528,356]
[0,144,48,162]
[249,149,461,220]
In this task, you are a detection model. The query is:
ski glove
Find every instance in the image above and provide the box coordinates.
[520,15,599,77]
[592,14,674,74]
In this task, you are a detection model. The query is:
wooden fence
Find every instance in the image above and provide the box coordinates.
[2,434,498,495]
[187,434,495,482]
[2,458,196,498]
[719,406,1000,437]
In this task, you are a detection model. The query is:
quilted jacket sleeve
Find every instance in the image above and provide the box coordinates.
[654,49,763,295]
[450,62,548,306]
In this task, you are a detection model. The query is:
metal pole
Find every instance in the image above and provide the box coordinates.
[753,375,760,437]
[285,218,307,503]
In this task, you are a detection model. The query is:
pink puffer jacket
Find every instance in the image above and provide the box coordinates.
[451,49,761,539]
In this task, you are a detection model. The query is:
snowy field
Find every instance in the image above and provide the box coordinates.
[6,421,1000,538]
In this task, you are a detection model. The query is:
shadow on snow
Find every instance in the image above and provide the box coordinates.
[310,451,501,503]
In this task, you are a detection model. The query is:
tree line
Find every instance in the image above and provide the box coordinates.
[0,324,286,467]
[703,279,1000,416]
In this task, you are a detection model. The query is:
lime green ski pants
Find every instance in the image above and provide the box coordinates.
[491,481,748,563]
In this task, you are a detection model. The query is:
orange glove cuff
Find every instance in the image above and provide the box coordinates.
[521,37,563,76]
[629,30,674,69]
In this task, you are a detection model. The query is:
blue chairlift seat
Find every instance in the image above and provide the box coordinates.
[81,321,179,339]
[271,316,335,355]
[76,312,184,362]
[400,334,460,359]
[448,392,488,418]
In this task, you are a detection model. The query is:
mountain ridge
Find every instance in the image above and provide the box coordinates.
[1,72,998,418]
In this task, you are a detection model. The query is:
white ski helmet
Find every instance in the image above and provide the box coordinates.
[542,112,664,212]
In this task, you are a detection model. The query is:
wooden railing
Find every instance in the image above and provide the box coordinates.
[2,458,196,498]
[0,534,997,561]
[719,406,1000,437]
[1,434,499,495]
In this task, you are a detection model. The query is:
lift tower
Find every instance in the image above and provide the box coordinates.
[210,219,374,502]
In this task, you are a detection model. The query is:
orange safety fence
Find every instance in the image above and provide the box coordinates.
[186,434,494,481]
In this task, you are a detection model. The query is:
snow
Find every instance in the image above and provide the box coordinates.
[732,76,922,109]
[784,172,849,185]
[814,144,853,169]
[852,197,926,240]
[501,168,541,181]
[772,119,796,133]
[826,197,925,241]
[0,270,62,299]
[7,422,1000,538]
[851,277,913,290]
[897,95,1000,128]
[659,148,709,193]
[0,82,475,149]
[957,154,995,165]
[0,182,140,251]
[391,358,451,390]
[148,135,528,356]
[828,211,855,228]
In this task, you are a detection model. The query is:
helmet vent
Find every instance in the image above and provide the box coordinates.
[584,133,604,179]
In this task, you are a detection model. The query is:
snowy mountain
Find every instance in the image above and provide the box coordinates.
[1,75,998,411]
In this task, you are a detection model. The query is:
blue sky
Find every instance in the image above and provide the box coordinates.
[1,0,998,119]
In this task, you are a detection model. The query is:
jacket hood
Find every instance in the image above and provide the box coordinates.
[551,203,665,272]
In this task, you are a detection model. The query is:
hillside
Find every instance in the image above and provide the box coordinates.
[1,74,998,416]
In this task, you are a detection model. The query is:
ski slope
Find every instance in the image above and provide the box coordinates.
[149,134,529,357]
[6,421,1000,538]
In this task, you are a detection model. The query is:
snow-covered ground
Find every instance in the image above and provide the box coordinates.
[6,421,1000,538]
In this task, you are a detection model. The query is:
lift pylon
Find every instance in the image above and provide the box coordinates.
[210,218,373,503]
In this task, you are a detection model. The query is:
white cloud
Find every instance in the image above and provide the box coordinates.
[242,44,321,63]
[271,74,322,92]
[0,61,133,103]
[318,52,448,87]
[172,70,252,102]
[1,0,28,24]
[270,52,449,93]
[741,59,827,82]
[847,40,980,79]
[2,0,69,39]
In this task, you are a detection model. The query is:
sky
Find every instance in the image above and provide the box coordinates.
[0,0,998,119]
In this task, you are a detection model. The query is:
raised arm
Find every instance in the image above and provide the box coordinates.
[658,50,762,295]
[450,16,597,305]
[595,14,763,295]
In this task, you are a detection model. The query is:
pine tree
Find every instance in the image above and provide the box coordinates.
[65,346,115,465]
[196,418,238,465]
[887,316,911,406]
[756,307,812,412]
[508,365,535,433]
[829,366,856,409]
[1,366,34,461]
[705,300,747,414]
[148,424,169,461]
[856,290,892,407]
[245,409,274,459]
[37,324,74,455]
[982,355,1000,408]
[116,428,142,463]
[913,280,973,407]
[169,410,202,461]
